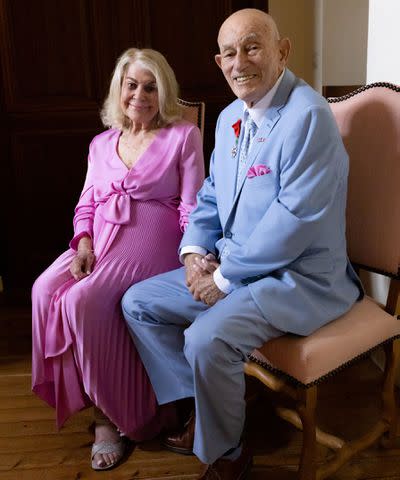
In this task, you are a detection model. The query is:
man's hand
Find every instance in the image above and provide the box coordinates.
[184,253,207,287]
[70,236,95,281]
[194,253,219,274]
[189,273,226,306]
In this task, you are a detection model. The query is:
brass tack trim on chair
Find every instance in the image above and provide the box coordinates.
[327,82,400,103]
[177,98,205,132]
[247,334,400,389]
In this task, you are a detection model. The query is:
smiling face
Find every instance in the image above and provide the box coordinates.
[215,10,290,107]
[120,62,159,127]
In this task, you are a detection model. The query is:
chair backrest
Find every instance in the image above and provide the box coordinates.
[178,99,205,140]
[329,84,400,276]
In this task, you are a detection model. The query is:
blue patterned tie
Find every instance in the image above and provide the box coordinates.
[236,113,257,189]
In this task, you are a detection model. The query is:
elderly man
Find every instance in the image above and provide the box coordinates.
[122,8,362,479]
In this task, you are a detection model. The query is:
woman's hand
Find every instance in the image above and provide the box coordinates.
[70,237,95,281]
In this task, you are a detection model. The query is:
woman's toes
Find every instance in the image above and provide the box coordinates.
[94,453,106,467]
[92,421,123,469]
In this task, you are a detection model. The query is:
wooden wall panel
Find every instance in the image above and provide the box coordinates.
[0,0,268,301]
[0,0,97,111]
[147,0,237,163]
[8,129,99,282]
[88,0,152,100]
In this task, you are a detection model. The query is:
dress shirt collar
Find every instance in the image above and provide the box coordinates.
[244,69,285,128]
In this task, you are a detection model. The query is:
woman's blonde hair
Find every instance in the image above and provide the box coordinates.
[101,48,182,130]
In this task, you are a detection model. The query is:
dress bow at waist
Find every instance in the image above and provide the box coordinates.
[97,192,132,225]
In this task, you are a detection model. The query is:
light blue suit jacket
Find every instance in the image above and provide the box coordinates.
[181,69,362,335]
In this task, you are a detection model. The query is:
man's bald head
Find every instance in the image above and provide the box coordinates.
[218,9,280,46]
[215,9,290,106]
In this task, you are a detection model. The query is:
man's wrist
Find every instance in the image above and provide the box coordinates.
[180,246,208,264]
[183,252,201,265]
[213,267,234,294]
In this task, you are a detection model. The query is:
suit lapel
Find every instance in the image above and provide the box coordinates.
[222,102,246,205]
[237,112,280,185]
[229,69,298,216]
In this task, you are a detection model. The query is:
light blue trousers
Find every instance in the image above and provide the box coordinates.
[122,267,282,464]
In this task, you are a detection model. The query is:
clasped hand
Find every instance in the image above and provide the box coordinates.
[184,253,226,306]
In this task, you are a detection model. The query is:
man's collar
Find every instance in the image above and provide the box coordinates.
[244,69,285,128]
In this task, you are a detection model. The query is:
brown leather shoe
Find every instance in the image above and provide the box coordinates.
[198,447,253,480]
[162,411,195,455]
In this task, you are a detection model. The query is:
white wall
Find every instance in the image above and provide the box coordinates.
[367,0,400,84]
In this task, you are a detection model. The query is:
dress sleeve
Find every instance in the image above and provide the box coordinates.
[177,125,205,231]
[69,141,96,250]
[179,113,223,254]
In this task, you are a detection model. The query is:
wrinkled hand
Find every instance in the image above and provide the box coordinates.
[184,253,207,287]
[189,272,226,306]
[70,251,95,280]
[194,253,219,274]
[70,237,95,281]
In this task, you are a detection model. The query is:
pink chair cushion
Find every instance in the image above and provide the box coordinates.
[251,296,400,385]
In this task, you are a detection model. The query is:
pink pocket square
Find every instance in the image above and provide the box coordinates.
[246,165,271,178]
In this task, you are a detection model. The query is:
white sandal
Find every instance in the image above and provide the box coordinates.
[91,439,125,471]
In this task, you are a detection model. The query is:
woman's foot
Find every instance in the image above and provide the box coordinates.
[92,422,124,469]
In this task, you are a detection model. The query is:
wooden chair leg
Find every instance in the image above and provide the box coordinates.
[296,386,317,480]
[381,339,400,448]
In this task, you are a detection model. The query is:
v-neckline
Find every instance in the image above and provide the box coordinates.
[115,128,162,172]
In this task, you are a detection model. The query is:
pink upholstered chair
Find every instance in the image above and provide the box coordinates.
[178,99,205,140]
[245,83,400,479]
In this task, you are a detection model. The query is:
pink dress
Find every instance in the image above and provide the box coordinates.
[31,121,204,439]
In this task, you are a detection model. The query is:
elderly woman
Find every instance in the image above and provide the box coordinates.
[31,48,204,470]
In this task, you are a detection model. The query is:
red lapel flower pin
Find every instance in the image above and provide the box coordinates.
[231,119,241,158]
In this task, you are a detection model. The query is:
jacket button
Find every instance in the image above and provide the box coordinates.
[225,231,232,238]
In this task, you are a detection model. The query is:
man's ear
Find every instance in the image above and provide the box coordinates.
[278,38,291,65]
[215,54,222,69]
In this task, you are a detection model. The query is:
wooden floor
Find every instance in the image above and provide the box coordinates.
[2,306,400,479]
